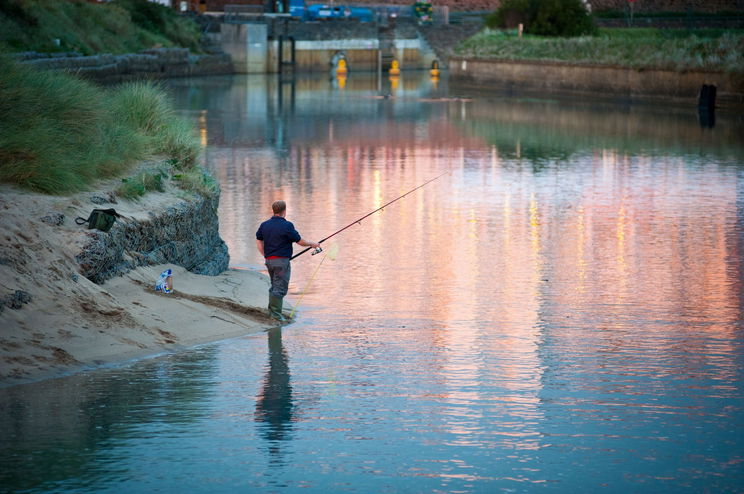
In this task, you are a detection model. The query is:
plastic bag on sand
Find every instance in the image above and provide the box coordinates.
[155,268,173,293]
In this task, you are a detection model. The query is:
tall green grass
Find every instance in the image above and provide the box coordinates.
[456,28,744,73]
[109,81,200,168]
[0,57,200,194]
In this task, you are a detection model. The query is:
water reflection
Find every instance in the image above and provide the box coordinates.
[699,106,716,129]
[172,73,743,491]
[254,328,293,461]
[0,347,219,491]
[1,73,743,492]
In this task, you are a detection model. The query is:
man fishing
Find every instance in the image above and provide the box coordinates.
[256,200,320,321]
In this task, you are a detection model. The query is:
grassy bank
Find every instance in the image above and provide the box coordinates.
[0,0,201,54]
[0,56,212,195]
[455,28,744,73]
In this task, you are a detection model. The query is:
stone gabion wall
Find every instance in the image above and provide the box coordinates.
[14,48,233,84]
[76,194,229,284]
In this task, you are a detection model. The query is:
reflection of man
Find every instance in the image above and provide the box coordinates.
[255,328,293,453]
[256,200,319,321]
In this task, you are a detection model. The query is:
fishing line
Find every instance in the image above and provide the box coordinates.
[291,170,450,260]
[289,243,339,319]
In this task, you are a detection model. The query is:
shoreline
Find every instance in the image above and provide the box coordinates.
[0,179,278,388]
[13,35,743,108]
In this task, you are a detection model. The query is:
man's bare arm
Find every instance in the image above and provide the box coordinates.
[297,238,320,249]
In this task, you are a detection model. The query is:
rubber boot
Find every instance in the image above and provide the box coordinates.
[268,294,286,322]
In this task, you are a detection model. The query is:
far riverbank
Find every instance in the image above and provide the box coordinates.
[450,57,744,109]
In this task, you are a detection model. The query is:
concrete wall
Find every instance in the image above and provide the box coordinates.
[450,57,744,108]
[270,45,381,72]
[289,38,379,72]
[395,38,437,69]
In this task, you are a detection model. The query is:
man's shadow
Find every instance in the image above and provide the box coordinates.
[254,327,294,459]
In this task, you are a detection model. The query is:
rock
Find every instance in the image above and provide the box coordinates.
[3,290,33,310]
[40,213,65,226]
[90,196,109,205]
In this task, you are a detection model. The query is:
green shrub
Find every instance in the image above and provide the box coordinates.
[115,168,167,200]
[485,0,531,30]
[116,0,169,33]
[0,0,39,27]
[0,0,201,54]
[173,168,219,197]
[486,0,597,37]
[113,0,201,52]
[116,178,147,200]
[532,0,598,36]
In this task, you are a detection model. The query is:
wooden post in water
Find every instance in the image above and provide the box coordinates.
[697,84,716,129]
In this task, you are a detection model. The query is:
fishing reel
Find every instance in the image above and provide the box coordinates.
[311,246,323,255]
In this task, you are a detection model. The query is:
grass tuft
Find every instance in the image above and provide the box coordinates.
[0,57,203,194]
[109,81,201,169]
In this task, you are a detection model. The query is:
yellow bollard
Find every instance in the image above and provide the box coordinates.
[389,59,400,76]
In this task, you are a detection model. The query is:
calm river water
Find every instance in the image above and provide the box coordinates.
[2,73,744,493]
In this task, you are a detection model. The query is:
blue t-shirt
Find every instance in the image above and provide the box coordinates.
[256,216,302,258]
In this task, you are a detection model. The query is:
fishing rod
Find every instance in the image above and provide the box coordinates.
[291,170,450,260]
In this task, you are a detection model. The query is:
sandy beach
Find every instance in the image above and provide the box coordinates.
[0,181,277,387]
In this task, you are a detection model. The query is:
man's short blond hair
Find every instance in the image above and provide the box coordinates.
[272,200,286,215]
